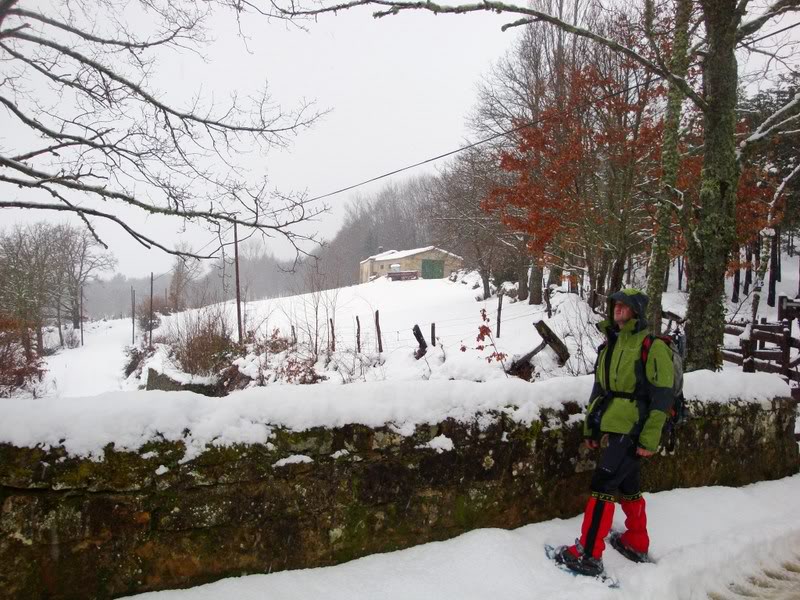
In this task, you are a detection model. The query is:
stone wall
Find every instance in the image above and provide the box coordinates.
[0,398,797,600]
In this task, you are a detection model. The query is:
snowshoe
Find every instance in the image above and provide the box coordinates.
[544,544,620,588]
[608,532,653,564]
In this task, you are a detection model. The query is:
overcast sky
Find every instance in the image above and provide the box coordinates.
[3,2,797,279]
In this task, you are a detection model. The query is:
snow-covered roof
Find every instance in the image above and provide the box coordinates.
[359,246,463,264]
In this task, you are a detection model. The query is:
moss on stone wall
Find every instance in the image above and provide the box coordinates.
[0,397,797,600]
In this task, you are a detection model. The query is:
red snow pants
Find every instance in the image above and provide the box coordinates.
[568,434,649,559]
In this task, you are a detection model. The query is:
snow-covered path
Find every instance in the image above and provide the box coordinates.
[40,319,131,398]
[127,475,800,600]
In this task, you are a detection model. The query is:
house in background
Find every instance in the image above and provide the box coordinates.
[359,246,463,283]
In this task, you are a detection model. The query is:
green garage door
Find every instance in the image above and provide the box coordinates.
[421,259,444,279]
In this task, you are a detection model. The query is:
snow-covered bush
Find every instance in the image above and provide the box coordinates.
[163,305,240,376]
[0,317,44,397]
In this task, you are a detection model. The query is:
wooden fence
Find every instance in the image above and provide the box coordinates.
[721,320,800,383]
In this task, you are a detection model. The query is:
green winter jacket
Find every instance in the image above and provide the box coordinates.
[583,289,674,452]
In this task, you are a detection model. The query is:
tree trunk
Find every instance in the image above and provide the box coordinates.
[751,229,774,324]
[547,263,562,288]
[36,323,44,354]
[732,249,740,304]
[743,244,752,296]
[768,231,778,307]
[71,295,80,329]
[596,257,609,297]
[480,270,491,301]
[20,326,32,363]
[684,0,740,371]
[677,255,684,291]
[625,255,633,286]
[529,262,543,305]
[647,0,690,334]
[517,261,529,302]
[608,254,626,294]
[56,302,64,347]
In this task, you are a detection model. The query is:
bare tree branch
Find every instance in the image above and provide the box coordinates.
[275,0,707,110]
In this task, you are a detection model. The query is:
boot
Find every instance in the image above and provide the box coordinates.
[560,494,615,566]
[609,532,650,563]
[554,543,604,577]
[618,496,649,555]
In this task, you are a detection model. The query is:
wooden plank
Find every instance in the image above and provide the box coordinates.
[752,323,784,332]
[750,330,784,345]
[752,350,783,361]
[722,350,744,365]
[534,320,570,366]
[752,359,783,375]
[724,325,745,336]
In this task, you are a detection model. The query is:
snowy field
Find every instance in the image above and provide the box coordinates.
[124,475,800,600]
[32,254,800,400]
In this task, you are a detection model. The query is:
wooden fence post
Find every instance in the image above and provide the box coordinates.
[496,293,503,338]
[431,323,436,347]
[329,318,336,352]
[544,287,552,318]
[782,318,791,380]
[412,324,427,359]
[290,325,297,347]
[759,318,767,350]
[356,316,361,353]
[741,333,755,373]
[375,310,383,353]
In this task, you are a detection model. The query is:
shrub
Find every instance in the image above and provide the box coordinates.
[0,316,44,397]
[136,296,173,333]
[164,305,239,376]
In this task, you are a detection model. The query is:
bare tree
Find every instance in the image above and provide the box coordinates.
[429,149,509,300]
[57,226,118,329]
[168,243,202,311]
[0,0,326,261]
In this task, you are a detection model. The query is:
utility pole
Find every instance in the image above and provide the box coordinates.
[80,285,84,346]
[131,286,135,345]
[149,272,154,348]
[234,222,243,343]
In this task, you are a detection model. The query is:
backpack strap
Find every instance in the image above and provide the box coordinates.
[641,334,654,365]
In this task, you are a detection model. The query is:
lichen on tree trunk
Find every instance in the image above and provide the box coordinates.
[685,0,741,371]
[646,0,690,334]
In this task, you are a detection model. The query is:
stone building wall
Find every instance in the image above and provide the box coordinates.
[0,397,797,599]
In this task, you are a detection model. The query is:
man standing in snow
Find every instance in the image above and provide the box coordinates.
[554,288,674,576]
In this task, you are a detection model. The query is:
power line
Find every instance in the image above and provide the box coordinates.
[190,81,650,257]
[306,80,650,204]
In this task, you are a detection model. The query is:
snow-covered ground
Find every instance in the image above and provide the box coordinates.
[32,254,800,401]
[29,273,604,399]
[35,318,133,398]
[125,475,800,600]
